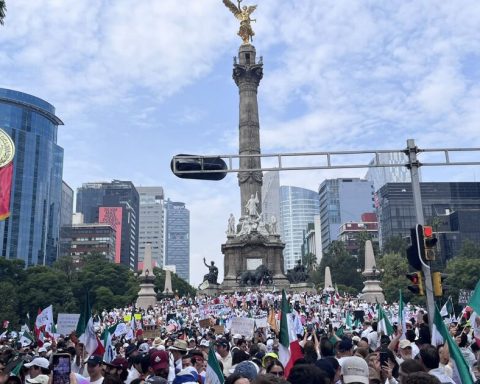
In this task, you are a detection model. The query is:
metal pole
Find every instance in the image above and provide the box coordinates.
[406,139,435,337]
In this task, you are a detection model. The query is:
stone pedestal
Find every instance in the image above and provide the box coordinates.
[359,280,385,303]
[136,276,157,309]
[198,282,222,296]
[221,231,289,292]
[290,282,317,293]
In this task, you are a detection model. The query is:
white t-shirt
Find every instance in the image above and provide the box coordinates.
[88,377,104,384]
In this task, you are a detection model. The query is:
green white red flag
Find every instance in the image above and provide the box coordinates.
[278,289,303,378]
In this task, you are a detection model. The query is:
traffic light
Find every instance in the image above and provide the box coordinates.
[423,226,438,261]
[432,272,448,297]
[171,154,228,181]
[406,225,424,270]
[406,271,425,295]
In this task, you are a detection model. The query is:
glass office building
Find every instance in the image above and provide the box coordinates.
[0,88,64,266]
[164,199,190,282]
[280,186,320,271]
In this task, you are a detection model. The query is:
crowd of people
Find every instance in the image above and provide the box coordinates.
[0,290,479,384]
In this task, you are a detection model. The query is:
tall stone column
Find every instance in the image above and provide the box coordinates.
[233,44,263,216]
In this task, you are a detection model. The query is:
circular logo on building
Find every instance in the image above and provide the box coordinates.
[0,128,15,168]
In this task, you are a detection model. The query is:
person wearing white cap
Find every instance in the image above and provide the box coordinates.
[341,356,369,384]
[24,357,50,381]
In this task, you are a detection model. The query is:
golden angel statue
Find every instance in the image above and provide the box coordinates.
[223,0,257,44]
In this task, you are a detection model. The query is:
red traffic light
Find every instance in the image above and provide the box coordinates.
[423,226,433,238]
[406,272,419,284]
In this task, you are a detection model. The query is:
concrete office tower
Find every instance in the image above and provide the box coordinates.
[0,88,64,266]
[280,186,320,271]
[319,178,375,253]
[137,187,165,268]
[376,182,480,256]
[164,199,190,282]
[76,180,140,269]
[262,171,281,230]
[60,181,74,229]
[365,152,413,192]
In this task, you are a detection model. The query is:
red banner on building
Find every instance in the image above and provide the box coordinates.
[98,206,123,263]
[0,163,13,221]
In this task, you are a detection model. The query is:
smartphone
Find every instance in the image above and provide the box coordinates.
[379,350,389,368]
[52,353,71,384]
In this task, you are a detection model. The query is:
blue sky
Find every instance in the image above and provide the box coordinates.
[1,0,480,285]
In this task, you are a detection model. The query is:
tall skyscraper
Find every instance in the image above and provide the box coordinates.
[164,199,190,282]
[261,171,281,230]
[279,186,320,271]
[137,187,165,269]
[0,88,64,266]
[376,182,480,254]
[319,178,375,252]
[76,180,139,269]
[365,152,412,192]
[60,181,74,228]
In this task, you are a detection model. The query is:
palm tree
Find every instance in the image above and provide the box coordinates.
[0,0,6,25]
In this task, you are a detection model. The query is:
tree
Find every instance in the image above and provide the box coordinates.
[0,281,20,326]
[457,239,480,259]
[0,0,6,25]
[301,252,317,272]
[445,256,480,307]
[316,241,363,293]
[381,235,408,257]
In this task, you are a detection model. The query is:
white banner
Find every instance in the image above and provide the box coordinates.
[56,313,80,336]
[230,317,255,338]
[113,322,127,337]
[254,316,268,329]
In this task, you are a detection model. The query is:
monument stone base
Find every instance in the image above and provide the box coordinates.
[290,282,317,293]
[198,282,223,296]
[136,278,157,309]
[359,279,385,304]
[221,231,290,292]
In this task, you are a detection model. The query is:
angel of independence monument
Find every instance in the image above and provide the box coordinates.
[219,0,289,291]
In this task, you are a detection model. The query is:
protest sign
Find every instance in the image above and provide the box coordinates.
[213,325,225,334]
[231,317,255,338]
[199,319,211,329]
[254,315,268,329]
[57,313,80,336]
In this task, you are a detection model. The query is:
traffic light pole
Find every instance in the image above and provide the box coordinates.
[405,139,435,336]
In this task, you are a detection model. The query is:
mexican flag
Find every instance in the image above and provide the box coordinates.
[76,294,103,356]
[278,290,303,378]
[440,296,455,318]
[431,305,474,384]
[377,303,394,336]
[34,305,54,345]
[345,311,352,329]
[205,345,224,384]
[467,281,480,347]
[101,324,117,363]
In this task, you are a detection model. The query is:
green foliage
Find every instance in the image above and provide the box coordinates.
[378,252,423,305]
[381,235,408,257]
[301,252,317,272]
[153,267,196,297]
[0,254,163,326]
[316,241,363,291]
[457,240,480,259]
[445,256,480,306]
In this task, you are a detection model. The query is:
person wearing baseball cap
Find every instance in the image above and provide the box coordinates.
[104,357,128,382]
[341,356,369,384]
[24,357,50,381]
[85,355,104,384]
[147,350,170,380]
